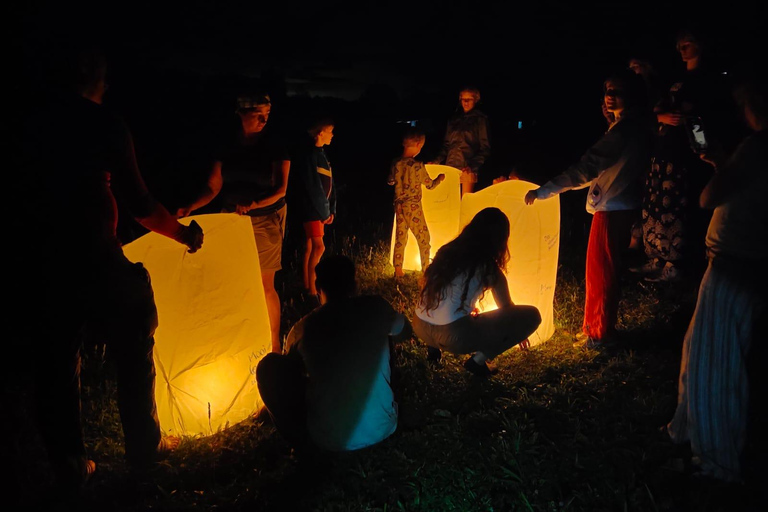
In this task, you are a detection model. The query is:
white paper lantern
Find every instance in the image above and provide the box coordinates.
[459,180,560,345]
[123,214,271,436]
[390,176,560,345]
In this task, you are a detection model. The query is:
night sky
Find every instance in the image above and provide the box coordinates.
[15,1,767,230]
[18,1,766,98]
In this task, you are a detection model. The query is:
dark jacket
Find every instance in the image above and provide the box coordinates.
[289,141,337,222]
[435,108,491,173]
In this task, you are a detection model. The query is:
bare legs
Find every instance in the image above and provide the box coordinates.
[261,269,281,353]
[303,236,325,296]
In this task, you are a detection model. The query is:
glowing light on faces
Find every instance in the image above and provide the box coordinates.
[459,92,478,113]
[240,105,271,133]
[315,125,334,146]
[603,80,625,114]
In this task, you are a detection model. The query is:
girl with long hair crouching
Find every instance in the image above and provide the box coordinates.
[412,208,541,377]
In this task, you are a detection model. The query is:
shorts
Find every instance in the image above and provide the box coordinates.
[460,170,478,184]
[303,220,325,238]
[251,205,286,272]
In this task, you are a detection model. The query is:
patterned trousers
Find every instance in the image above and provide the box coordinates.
[393,200,431,271]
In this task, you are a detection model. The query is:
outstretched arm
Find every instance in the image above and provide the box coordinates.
[111,125,203,252]
[421,161,444,190]
[177,161,223,217]
[532,126,625,202]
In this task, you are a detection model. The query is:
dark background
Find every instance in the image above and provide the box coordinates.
[15,1,767,246]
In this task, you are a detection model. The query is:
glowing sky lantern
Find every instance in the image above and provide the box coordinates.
[390,174,560,345]
[459,180,560,345]
[389,165,462,271]
[123,214,271,436]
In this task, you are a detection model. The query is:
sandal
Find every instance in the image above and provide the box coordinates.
[157,436,180,459]
[81,459,96,484]
[463,357,497,377]
[426,346,442,363]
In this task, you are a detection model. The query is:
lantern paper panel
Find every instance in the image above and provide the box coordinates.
[459,180,560,345]
[123,214,271,436]
[389,165,462,271]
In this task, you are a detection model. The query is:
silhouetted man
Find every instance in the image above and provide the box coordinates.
[13,43,203,491]
[257,255,410,452]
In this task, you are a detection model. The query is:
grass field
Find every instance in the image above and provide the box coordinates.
[6,223,763,512]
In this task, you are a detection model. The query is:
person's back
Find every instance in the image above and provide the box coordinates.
[22,90,127,260]
[390,156,431,204]
[705,129,767,261]
[289,294,398,451]
[13,44,201,492]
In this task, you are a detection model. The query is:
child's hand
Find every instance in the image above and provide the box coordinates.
[524,190,538,205]
[323,214,335,225]
[436,173,445,184]
[657,111,683,126]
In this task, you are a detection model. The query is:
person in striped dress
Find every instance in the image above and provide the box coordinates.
[666,77,767,482]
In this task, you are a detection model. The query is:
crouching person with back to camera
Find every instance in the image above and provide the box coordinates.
[256,255,411,454]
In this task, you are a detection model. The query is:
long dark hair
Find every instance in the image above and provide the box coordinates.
[420,207,510,313]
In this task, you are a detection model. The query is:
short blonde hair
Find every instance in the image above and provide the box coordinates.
[402,128,426,147]
[459,87,481,102]
[308,117,334,138]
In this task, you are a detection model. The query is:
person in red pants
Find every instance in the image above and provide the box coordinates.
[525,70,654,347]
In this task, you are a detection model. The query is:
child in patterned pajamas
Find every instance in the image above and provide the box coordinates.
[389,128,445,277]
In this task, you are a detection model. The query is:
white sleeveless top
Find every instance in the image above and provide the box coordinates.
[415,272,485,325]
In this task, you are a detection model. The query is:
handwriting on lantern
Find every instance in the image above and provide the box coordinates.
[248,347,270,383]
[544,232,559,251]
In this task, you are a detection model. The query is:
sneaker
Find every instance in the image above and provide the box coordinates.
[644,261,680,283]
[629,258,662,275]
[463,357,497,377]
[426,346,442,363]
[573,336,614,349]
